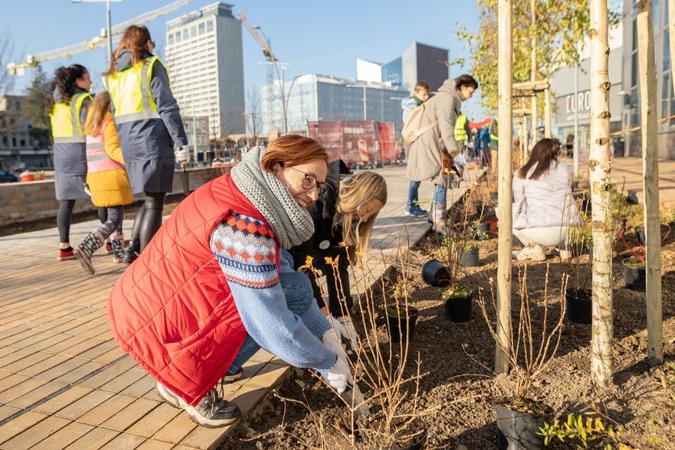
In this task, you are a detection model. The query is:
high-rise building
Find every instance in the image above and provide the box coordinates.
[165,2,245,143]
[381,42,450,93]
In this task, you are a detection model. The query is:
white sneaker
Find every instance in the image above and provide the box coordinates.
[157,382,240,428]
[514,245,546,262]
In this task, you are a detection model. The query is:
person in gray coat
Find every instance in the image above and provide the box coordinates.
[406,75,478,233]
[103,25,189,263]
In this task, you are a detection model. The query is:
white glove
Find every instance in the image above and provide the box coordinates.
[174,146,189,163]
[337,316,359,353]
[320,356,354,393]
[454,153,467,167]
[322,319,350,361]
[326,315,356,355]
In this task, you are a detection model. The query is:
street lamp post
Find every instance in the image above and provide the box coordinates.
[283,74,301,134]
[362,86,367,120]
[72,0,123,65]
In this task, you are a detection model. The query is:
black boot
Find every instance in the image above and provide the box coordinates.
[123,238,140,264]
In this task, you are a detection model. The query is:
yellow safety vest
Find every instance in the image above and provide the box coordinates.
[103,56,162,124]
[50,92,93,143]
[454,113,468,143]
[489,117,499,141]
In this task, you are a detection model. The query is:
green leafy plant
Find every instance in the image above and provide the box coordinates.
[539,413,622,449]
[654,362,675,406]
[441,285,472,300]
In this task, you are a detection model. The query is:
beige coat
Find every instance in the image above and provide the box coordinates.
[406,78,462,183]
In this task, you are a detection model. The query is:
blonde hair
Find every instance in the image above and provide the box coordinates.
[84,92,111,136]
[334,171,387,261]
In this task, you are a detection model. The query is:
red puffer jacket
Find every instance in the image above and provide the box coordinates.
[107,173,276,406]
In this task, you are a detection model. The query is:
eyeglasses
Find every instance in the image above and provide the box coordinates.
[150,40,156,47]
[286,166,328,193]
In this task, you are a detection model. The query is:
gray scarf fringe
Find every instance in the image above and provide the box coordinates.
[230,146,315,249]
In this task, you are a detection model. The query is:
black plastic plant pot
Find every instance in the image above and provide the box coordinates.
[386,306,419,343]
[566,290,592,324]
[495,405,547,450]
[421,259,451,287]
[475,221,490,238]
[623,257,646,291]
[444,294,473,322]
[396,427,427,450]
[460,247,480,267]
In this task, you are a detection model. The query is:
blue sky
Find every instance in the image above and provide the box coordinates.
[1,0,484,119]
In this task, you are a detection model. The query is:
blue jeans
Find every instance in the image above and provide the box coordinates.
[432,182,447,204]
[228,271,314,373]
[406,180,422,212]
[431,182,448,232]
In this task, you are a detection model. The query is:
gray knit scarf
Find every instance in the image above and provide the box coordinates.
[230,146,315,249]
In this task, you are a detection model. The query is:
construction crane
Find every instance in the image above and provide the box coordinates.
[6,0,190,75]
[237,11,278,134]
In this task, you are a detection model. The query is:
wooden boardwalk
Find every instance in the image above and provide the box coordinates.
[0,164,482,450]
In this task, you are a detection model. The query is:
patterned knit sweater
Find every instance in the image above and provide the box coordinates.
[210,212,334,371]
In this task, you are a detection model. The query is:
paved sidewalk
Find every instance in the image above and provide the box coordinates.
[568,155,675,208]
[608,157,675,208]
[0,164,483,450]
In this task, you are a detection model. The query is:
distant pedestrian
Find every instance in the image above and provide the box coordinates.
[489,115,499,174]
[454,112,471,152]
[47,64,100,261]
[103,25,189,264]
[401,81,430,217]
[564,133,574,157]
[407,74,478,233]
[478,124,491,168]
[73,92,133,274]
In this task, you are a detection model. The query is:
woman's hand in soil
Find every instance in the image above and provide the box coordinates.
[320,356,353,393]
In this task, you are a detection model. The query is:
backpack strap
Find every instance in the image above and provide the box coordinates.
[414,120,438,140]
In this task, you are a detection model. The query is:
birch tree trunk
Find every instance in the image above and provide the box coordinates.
[589,0,614,387]
[638,0,663,363]
[495,0,513,374]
